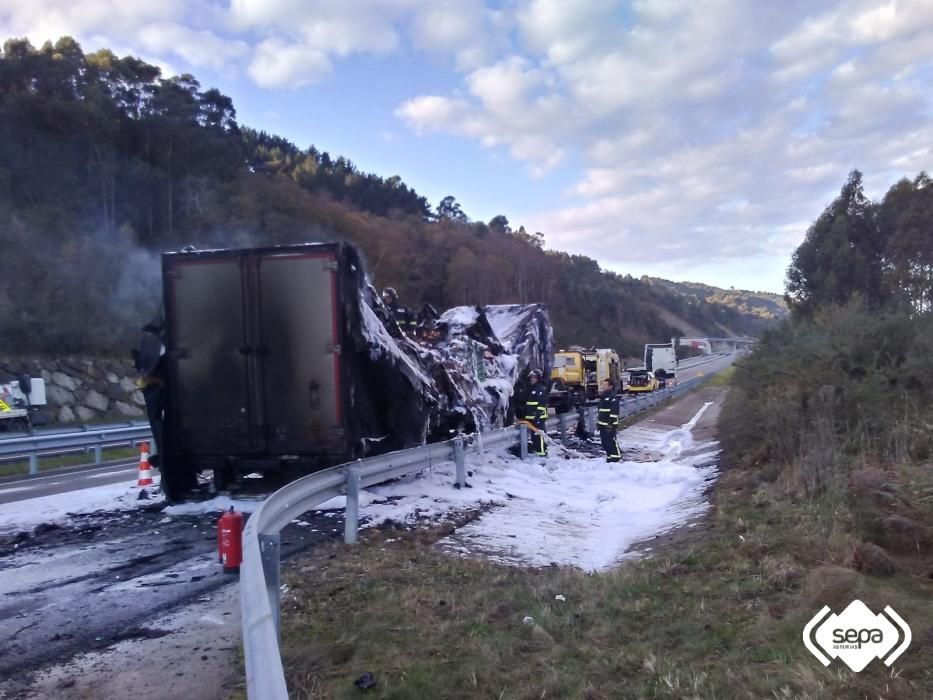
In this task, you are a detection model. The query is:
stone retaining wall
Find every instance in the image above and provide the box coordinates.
[0,357,146,424]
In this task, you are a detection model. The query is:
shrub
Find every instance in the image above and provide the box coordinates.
[720,303,933,494]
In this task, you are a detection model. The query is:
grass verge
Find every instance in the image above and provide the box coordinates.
[278,474,932,699]
[277,374,932,699]
[0,447,138,478]
[706,365,735,386]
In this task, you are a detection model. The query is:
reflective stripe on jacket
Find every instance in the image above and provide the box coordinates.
[597,388,619,427]
[525,382,548,421]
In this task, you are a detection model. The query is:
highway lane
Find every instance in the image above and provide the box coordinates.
[676,352,734,381]
[0,502,340,694]
[0,460,138,506]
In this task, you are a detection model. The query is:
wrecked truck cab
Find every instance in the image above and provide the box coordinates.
[143,241,552,502]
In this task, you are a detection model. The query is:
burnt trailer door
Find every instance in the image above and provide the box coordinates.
[257,251,343,453]
[164,245,347,479]
[166,255,254,454]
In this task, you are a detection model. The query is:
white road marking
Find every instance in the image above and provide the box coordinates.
[0,485,36,494]
[86,469,137,480]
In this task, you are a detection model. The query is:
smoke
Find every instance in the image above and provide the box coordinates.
[0,206,343,356]
[111,245,162,330]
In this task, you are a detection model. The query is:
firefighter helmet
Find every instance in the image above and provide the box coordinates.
[529,369,543,380]
[382,287,398,304]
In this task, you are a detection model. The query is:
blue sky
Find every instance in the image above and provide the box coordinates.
[2,0,932,293]
[227,50,578,224]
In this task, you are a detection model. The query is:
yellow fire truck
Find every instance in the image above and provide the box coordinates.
[549,348,621,411]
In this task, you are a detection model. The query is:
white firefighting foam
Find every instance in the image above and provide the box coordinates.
[321,402,719,571]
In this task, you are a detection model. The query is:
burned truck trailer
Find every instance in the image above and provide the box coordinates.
[145,242,552,501]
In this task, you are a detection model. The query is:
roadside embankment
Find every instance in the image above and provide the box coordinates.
[275,374,933,699]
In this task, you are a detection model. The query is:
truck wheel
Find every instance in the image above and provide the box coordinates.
[213,466,232,493]
[10,418,29,432]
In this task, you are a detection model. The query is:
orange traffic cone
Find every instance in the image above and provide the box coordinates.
[137,441,154,487]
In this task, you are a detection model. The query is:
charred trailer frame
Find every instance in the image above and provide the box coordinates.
[158,242,435,501]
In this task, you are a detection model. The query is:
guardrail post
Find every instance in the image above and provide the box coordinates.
[453,437,466,488]
[344,467,361,545]
[259,533,281,640]
[29,452,38,475]
[519,423,528,460]
[558,413,567,444]
[94,444,102,464]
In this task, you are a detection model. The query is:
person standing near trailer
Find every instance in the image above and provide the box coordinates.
[382,287,418,336]
[597,378,622,462]
[524,369,548,457]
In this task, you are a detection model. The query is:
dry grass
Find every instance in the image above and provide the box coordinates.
[276,461,933,699]
[706,365,736,387]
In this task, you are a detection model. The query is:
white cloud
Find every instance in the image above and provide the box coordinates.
[229,0,406,56]
[850,0,933,42]
[0,1,202,78]
[248,38,331,89]
[408,0,508,70]
[0,1,184,41]
[397,55,569,175]
[466,56,549,112]
[396,0,933,289]
[137,23,248,71]
[396,95,468,133]
[517,0,631,66]
[789,163,840,184]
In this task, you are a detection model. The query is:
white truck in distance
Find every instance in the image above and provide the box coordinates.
[644,343,677,386]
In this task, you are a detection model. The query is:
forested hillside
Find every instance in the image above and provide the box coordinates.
[643,278,787,323]
[1,37,772,356]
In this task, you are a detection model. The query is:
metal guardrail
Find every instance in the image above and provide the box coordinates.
[0,419,152,440]
[0,423,152,474]
[240,370,719,698]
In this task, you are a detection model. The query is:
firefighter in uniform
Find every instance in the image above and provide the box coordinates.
[524,369,548,457]
[381,287,417,336]
[597,378,622,462]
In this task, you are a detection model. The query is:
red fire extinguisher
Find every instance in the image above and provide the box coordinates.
[217,506,243,573]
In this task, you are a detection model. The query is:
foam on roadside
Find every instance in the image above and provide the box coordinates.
[0,480,164,536]
[350,401,720,571]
